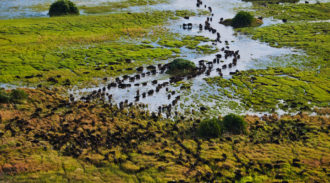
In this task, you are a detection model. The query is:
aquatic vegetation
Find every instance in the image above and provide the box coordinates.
[158,35,218,54]
[175,10,197,17]
[252,2,330,21]
[228,3,330,113]
[157,35,210,50]
[0,11,181,86]
[239,23,329,68]
[31,0,169,14]
[196,44,219,54]
[80,0,169,14]
[239,3,330,65]
[205,68,330,112]
[49,0,79,17]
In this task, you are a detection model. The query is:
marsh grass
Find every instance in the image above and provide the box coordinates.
[0,11,177,86]
[0,10,216,87]
[205,67,330,112]
[30,0,169,14]
[223,3,330,112]
[252,2,330,21]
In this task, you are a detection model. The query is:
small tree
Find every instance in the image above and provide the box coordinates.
[222,114,247,134]
[232,11,253,28]
[167,58,196,75]
[49,0,79,17]
[10,89,28,103]
[198,118,222,138]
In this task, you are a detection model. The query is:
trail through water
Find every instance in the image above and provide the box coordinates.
[67,0,303,117]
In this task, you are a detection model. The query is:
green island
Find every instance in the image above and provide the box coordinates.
[0,0,329,182]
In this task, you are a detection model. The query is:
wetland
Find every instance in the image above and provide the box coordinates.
[0,0,329,182]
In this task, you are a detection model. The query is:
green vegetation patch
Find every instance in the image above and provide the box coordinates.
[49,0,79,17]
[80,0,169,14]
[232,11,254,28]
[0,89,28,104]
[198,118,222,138]
[167,58,197,75]
[158,35,211,50]
[222,114,247,134]
[31,0,169,14]
[158,35,218,55]
[238,22,329,69]
[198,114,247,138]
[221,11,263,28]
[205,68,330,112]
[252,2,330,21]
[175,10,197,17]
[0,11,178,86]
[174,9,210,18]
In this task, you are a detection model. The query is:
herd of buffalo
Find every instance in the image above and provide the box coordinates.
[75,0,244,118]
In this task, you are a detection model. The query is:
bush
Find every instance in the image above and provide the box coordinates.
[232,11,253,28]
[222,114,247,134]
[49,0,79,17]
[198,118,222,138]
[0,89,10,103]
[167,58,196,75]
[10,89,28,103]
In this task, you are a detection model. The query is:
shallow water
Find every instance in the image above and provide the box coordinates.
[1,0,329,19]
[0,0,121,19]
[68,0,303,117]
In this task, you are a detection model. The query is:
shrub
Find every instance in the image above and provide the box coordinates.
[222,114,247,134]
[167,58,196,75]
[0,89,10,103]
[10,89,28,103]
[232,11,253,28]
[198,118,222,138]
[49,0,79,17]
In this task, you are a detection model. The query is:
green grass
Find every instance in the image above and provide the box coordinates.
[30,0,169,14]
[238,22,329,68]
[205,67,330,112]
[158,35,218,54]
[0,10,217,87]
[252,2,330,21]
[0,11,178,86]
[225,3,330,112]
[80,0,169,14]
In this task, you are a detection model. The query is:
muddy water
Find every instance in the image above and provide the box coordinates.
[68,0,304,117]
